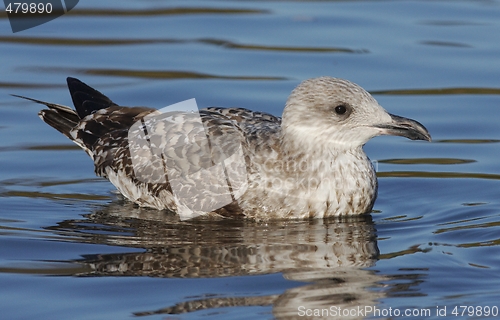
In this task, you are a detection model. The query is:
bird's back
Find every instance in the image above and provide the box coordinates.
[32,78,283,218]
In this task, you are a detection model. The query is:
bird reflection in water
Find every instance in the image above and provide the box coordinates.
[47,202,383,319]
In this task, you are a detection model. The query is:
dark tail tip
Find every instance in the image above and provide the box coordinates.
[67,77,117,119]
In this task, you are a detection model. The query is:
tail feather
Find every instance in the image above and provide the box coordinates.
[39,108,77,139]
[67,77,117,118]
[13,94,79,139]
[17,78,153,159]
[15,77,119,149]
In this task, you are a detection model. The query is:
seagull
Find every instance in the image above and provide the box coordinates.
[17,77,430,220]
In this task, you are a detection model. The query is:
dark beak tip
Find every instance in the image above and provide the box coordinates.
[415,130,432,142]
[419,127,432,142]
[381,114,431,142]
[409,129,431,142]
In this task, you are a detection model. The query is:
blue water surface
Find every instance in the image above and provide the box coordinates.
[1,0,500,319]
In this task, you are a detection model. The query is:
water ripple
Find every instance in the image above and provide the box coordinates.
[26,66,287,81]
[378,171,500,180]
[0,7,267,19]
[420,40,473,48]
[372,88,500,95]
[435,139,500,144]
[66,7,268,17]
[379,158,475,165]
[0,36,366,53]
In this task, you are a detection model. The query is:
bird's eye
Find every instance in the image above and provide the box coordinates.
[335,105,347,115]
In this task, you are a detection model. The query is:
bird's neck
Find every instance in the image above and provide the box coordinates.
[279,144,372,175]
[277,124,376,191]
[280,124,361,157]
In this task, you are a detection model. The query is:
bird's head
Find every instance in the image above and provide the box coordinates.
[281,77,431,151]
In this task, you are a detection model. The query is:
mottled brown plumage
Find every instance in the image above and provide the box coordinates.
[20,77,430,220]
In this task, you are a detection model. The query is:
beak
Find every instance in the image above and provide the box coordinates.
[374,114,431,142]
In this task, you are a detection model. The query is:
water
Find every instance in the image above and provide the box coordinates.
[1,0,500,319]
